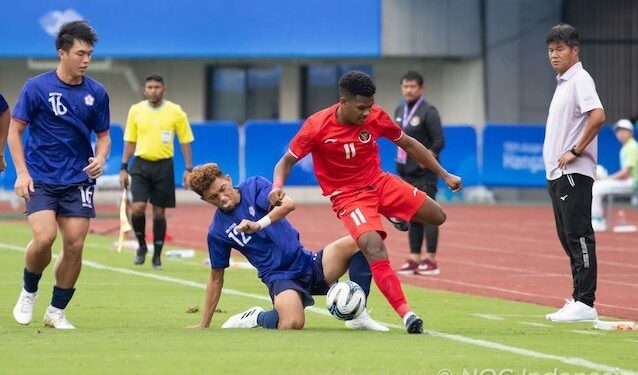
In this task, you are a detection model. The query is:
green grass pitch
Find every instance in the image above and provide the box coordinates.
[0,222,635,374]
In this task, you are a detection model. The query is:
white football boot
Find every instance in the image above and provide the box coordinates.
[43,306,76,329]
[345,309,389,331]
[221,306,264,329]
[13,289,38,325]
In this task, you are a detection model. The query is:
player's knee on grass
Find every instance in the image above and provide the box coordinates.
[278,315,305,330]
[357,232,388,262]
[273,289,305,330]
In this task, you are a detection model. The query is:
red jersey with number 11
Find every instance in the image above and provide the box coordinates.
[288,103,404,196]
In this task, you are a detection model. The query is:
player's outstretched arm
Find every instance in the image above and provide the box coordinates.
[395,134,462,192]
[189,268,225,329]
[7,119,34,200]
[269,152,298,206]
[236,195,296,234]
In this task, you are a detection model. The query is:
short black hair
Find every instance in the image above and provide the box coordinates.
[338,71,376,98]
[545,23,580,48]
[401,70,424,87]
[55,20,97,51]
[144,74,165,85]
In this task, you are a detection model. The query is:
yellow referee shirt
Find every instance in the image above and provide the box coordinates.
[124,100,194,161]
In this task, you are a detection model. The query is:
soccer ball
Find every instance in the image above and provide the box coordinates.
[326,281,366,321]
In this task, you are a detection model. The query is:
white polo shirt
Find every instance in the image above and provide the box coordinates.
[543,61,603,181]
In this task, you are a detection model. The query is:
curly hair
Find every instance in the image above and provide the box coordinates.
[188,163,224,197]
[338,71,376,98]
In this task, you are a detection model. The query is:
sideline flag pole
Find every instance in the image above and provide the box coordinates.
[117,189,132,252]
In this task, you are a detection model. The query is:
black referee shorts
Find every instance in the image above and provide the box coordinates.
[130,157,176,208]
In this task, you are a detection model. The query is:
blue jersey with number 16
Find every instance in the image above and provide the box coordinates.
[207,176,313,285]
[12,70,110,185]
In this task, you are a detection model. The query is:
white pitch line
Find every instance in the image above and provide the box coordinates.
[472,313,505,321]
[0,242,635,375]
[519,321,554,328]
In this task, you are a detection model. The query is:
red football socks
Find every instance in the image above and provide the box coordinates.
[370,258,411,318]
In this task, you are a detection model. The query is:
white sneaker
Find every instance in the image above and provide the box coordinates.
[592,218,607,232]
[547,301,598,322]
[13,289,38,325]
[345,309,389,332]
[43,306,76,329]
[545,298,574,320]
[221,306,264,329]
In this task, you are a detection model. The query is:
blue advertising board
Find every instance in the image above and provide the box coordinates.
[173,122,240,186]
[244,121,318,186]
[482,124,546,187]
[378,126,480,187]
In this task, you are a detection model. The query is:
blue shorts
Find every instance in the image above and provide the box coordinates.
[25,184,96,218]
[267,250,330,307]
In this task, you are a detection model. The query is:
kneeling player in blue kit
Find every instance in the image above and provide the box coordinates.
[187,162,387,331]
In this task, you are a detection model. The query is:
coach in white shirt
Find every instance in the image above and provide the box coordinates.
[542,24,606,323]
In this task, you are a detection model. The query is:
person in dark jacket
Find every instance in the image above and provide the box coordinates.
[394,71,445,276]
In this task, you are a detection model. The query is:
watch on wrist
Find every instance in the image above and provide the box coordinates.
[570,146,581,157]
[120,162,128,171]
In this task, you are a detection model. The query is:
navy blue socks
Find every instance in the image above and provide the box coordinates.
[257,309,279,329]
[348,251,372,298]
[51,286,76,310]
[23,267,42,293]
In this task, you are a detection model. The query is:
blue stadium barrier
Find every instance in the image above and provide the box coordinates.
[1,129,29,190]
[103,125,123,175]
[172,122,240,186]
[3,121,632,192]
[378,126,480,187]
[597,126,622,174]
[244,121,317,186]
[482,124,546,187]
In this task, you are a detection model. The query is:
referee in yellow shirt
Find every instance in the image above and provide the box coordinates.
[119,74,194,269]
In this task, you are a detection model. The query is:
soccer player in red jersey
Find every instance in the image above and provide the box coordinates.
[269,71,461,334]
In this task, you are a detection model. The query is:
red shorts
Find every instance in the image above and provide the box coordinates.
[330,172,428,242]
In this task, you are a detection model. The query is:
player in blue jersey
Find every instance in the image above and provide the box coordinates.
[8,21,111,330]
[186,163,388,331]
[0,92,10,172]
